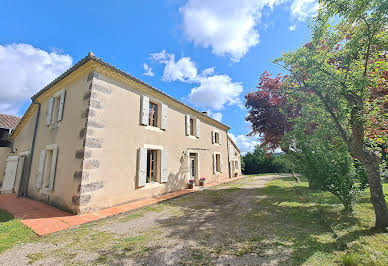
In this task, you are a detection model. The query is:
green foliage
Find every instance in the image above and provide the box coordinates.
[283,109,368,212]
[242,145,290,174]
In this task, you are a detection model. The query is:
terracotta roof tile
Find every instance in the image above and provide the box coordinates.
[0,113,20,130]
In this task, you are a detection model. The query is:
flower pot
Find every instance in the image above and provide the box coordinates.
[199,182,205,186]
[188,183,194,189]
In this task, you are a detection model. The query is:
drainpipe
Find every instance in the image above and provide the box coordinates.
[19,102,41,197]
[226,131,231,179]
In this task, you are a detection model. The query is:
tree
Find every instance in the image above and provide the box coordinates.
[242,145,290,175]
[245,72,300,182]
[275,0,388,230]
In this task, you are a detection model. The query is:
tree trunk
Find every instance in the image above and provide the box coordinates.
[357,150,388,231]
[291,168,300,183]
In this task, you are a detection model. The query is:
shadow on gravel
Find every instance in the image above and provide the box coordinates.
[110,175,368,265]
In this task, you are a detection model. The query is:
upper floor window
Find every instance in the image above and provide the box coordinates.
[149,101,158,127]
[212,130,221,145]
[141,95,168,130]
[46,90,66,126]
[190,118,195,136]
[186,115,200,138]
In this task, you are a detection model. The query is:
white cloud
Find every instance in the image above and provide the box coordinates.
[290,0,319,21]
[180,0,287,62]
[151,51,243,110]
[289,24,296,31]
[151,50,197,82]
[0,43,72,115]
[189,74,242,110]
[207,110,223,122]
[143,63,154,77]
[228,133,259,155]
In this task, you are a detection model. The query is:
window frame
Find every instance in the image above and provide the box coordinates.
[146,149,158,183]
[214,132,220,144]
[190,118,195,136]
[216,154,221,172]
[148,101,159,127]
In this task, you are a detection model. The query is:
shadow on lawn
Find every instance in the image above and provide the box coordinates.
[110,177,371,265]
[0,209,14,223]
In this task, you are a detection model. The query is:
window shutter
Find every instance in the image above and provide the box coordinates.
[213,153,217,174]
[185,115,190,136]
[46,97,54,125]
[161,104,168,130]
[229,161,232,178]
[161,149,168,183]
[57,90,66,122]
[47,147,58,191]
[197,153,200,178]
[219,133,222,145]
[212,130,215,144]
[141,96,149,125]
[220,154,223,172]
[137,148,147,187]
[0,156,19,193]
[196,118,200,138]
[36,150,46,189]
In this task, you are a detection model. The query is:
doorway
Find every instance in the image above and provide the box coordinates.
[189,153,197,180]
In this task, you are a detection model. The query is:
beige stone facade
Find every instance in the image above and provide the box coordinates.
[6,53,241,214]
[227,136,242,178]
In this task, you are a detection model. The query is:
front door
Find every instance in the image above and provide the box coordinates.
[190,154,196,179]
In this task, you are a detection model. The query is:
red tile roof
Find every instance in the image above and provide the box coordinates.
[0,113,20,130]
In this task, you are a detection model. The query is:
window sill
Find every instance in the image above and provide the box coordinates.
[187,135,199,139]
[213,143,221,146]
[49,121,61,130]
[41,188,52,194]
[140,182,165,190]
[144,125,164,132]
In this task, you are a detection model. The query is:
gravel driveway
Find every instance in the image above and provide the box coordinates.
[0,174,290,265]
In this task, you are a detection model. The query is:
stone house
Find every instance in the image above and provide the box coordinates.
[0,114,20,187]
[2,52,241,214]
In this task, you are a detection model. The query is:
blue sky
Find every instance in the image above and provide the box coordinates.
[0,0,317,153]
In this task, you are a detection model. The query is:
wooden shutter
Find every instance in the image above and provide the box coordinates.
[197,153,200,178]
[185,115,190,136]
[141,96,149,125]
[48,147,58,191]
[196,118,200,138]
[229,161,232,178]
[161,149,168,183]
[213,153,217,174]
[219,133,222,145]
[46,97,54,125]
[161,104,168,130]
[220,154,223,172]
[36,150,46,189]
[0,156,19,193]
[212,130,215,144]
[57,90,66,121]
[137,148,147,187]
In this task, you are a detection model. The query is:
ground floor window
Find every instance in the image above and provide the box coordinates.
[43,149,54,188]
[147,149,157,183]
[234,160,238,169]
[216,154,221,172]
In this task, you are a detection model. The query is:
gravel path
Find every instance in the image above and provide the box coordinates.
[0,174,290,266]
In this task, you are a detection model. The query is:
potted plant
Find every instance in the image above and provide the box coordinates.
[188,179,195,189]
[199,177,206,186]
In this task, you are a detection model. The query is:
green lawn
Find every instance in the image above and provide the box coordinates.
[0,176,387,265]
[256,177,388,265]
[0,209,38,253]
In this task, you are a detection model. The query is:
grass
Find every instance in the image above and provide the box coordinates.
[1,175,387,265]
[0,209,38,253]
[251,177,388,265]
